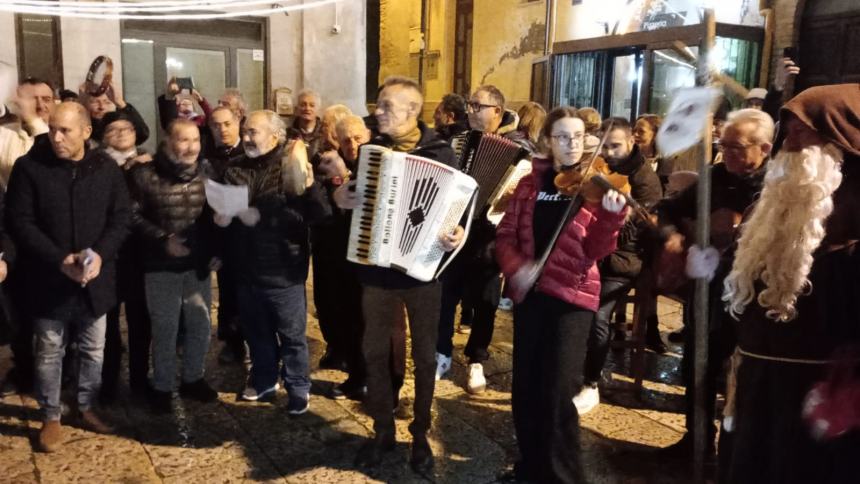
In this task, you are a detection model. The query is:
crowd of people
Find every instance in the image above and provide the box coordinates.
[0,55,857,483]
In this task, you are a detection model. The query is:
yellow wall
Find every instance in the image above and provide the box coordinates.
[379,0,420,84]
[471,0,546,109]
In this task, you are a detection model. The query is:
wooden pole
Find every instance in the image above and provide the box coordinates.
[693,8,715,484]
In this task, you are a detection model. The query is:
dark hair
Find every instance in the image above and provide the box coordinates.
[540,106,580,143]
[20,77,55,95]
[438,93,467,122]
[601,116,632,136]
[474,85,505,109]
[58,89,78,101]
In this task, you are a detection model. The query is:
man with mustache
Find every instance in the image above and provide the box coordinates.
[722,84,860,483]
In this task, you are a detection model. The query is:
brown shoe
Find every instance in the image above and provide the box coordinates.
[79,410,115,434]
[39,420,64,452]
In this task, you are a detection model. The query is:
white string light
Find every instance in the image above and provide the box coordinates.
[0,0,347,20]
[9,0,296,13]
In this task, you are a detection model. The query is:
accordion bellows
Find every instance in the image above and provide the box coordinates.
[348,145,478,282]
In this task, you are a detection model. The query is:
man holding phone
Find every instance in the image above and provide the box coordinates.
[5,102,130,452]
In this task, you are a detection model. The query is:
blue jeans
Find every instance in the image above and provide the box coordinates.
[238,283,310,397]
[35,311,107,421]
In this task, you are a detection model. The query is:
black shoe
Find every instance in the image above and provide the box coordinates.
[318,349,347,371]
[331,380,367,401]
[354,433,396,468]
[179,378,219,403]
[286,393,309,416]
[410,434,434,476]
[99,385,118,406]
[149,389,173,415]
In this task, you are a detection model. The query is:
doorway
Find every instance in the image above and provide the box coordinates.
[120,19,266,152]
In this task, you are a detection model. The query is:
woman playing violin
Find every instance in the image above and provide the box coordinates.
[494,107,628,482]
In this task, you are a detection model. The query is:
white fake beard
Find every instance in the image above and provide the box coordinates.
[722,143,843,322]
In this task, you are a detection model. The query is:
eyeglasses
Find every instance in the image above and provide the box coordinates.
[466,102,498,113]
[718,141,759,154]
[550,133,585,146]
[106,126,135,135]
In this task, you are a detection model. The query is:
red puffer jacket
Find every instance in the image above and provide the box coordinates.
[495,156,627,311]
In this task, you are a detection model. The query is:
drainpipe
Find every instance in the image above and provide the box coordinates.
[418,0,428,87]
[759,2,774,88]
[545,0,556,55]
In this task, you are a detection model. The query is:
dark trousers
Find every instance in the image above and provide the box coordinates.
[513,291,592,484]
[5,280,34,391]
[238,283,310,396]
[311,250,366,382]
[362,283,440,438]
[582,278,633,385]
[216,266,244,352]
[101,293,150,393]
[437,256,501,363]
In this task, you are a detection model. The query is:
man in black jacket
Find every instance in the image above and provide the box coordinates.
[82,79,149,145]
[575,117,662,415]
[5,102,130,452]
[333,76,465,476]
[221,110,330,415]
[205,106,246,365]
[130,119,220,414]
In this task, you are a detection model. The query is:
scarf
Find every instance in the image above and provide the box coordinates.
[390,125,422,153]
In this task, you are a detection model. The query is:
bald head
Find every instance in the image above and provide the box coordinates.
[49,102,92,161]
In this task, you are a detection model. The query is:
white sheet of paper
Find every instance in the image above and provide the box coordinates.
[657,87,720,158]
[204,179,248,217]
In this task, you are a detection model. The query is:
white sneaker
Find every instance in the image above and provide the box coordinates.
[498,298,513,311]
[466,363,486,394]
[573,385,599,415]
[435,353,452,381]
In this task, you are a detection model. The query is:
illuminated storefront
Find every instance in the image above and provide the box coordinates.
[547,0,766,118]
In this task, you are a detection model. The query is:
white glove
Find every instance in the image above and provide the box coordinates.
[601,189,626,214]
[686,245,720,281]
[237,207,261,227]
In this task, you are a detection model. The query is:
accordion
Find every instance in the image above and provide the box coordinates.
[454,130,528,215]
[486,159,532,225]
[347,145,478,282]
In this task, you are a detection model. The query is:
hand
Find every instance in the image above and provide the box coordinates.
[208,257,223,272]
[106,80,126,108]
[167,77,180,97]
[685,245,720,281]
[213,213,233,227]
[79,249,102,286]
[78,82,88,97]
[12,90,38,123]
[305,161,315,188]
[237,207,261,227]
[439,225,465,252]
[601,189,626,214]
[126,153,152,169]
[773,57,800,92]
[191,89,203,103]
[510,261,540,296]
[333,180,361,209]
[60,254,84,283]
[664,232,686,254]
[164,235,191,257]
[0,260,7,283]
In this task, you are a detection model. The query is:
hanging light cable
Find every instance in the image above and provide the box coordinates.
[9,0,296,13]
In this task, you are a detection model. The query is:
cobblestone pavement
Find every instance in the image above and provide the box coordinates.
[0,280,699,483]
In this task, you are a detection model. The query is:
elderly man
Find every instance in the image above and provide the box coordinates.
[720,83,860,484]
[82,79,149,145]
[658,108,775,459]
[221,110,330,415]
[288,89,322,158]
[98,111,152,403]
[218,88,247,125]
[6,102,130,452]
[435,84,525,393]
[130,119,220,414]
[333,76,464,476]
[205,105,246,364]
[312,115,371,399]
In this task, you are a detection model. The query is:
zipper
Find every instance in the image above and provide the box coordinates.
[70,164,78,250]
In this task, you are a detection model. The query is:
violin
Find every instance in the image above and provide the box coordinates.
[553,156,631,203]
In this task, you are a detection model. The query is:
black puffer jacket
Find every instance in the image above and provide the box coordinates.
[223,143,331,286]
[5,135,130,319]
[129,149,215,276]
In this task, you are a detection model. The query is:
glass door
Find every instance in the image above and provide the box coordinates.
[607,51,643,120]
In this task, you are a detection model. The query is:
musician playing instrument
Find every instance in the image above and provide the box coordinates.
[436,85,528,393]
[575,117,663,415]
[332,76,464,477]
[495,107,627,483]
[656,108,773,459]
